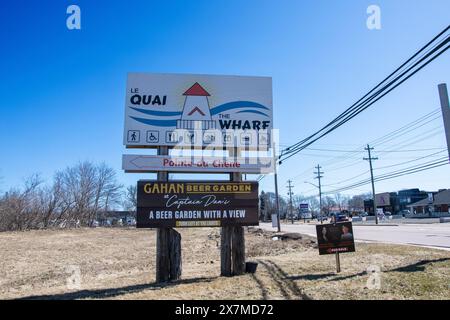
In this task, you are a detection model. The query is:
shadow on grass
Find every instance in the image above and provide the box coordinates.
[288,273,336,281]
[326,257,450,282]
[389,257,450,273]
[16,276,218,300]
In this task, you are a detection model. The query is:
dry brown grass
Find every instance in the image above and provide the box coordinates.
[0,227,448,300]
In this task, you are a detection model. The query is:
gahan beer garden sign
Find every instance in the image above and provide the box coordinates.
[123,73,273,150]
[137,181,259,228]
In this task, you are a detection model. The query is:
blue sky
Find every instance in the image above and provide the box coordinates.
[0,0,449,198]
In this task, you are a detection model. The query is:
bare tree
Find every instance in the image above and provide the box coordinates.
[123,184,137,213]
[54,161,122,227]
[0,174,43,231]
[0,162,123,231]
[90,163,123,225]
[348,193,371,212]
[322,196,336,215]
[334,193,349,211]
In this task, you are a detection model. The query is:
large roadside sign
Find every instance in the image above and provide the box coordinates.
[122,154,273,174]
[315,222,355,255]
[123,73,273,150]
[375,192,391,206]
[136,181,259,228]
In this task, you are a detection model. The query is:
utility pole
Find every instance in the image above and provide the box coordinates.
[438,83,450,161]
[364,144,379,225]
[273,142,281,232]
[287,180,294,224]
[314,165,324,223]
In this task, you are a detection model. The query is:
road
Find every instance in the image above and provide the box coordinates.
[259,222,450,251]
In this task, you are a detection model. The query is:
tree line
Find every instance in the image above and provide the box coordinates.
[0,161,136,232]
[260,191,372,220]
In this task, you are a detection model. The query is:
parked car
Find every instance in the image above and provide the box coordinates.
[330,213,349,223]
[359,212,368,217]
[399,210,410,217]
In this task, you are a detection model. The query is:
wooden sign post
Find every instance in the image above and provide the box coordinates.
[155,146,182,283]
[221,148,246,276]
[335,252,341,273]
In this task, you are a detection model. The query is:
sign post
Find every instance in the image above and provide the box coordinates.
[335,253,341,273]
[155,146,182,283]
[221,148,246,276]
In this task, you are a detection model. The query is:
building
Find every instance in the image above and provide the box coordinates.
[395,189,429,212]
[364,189,429,215]
[408,189,450,214]
[364,192,396,215]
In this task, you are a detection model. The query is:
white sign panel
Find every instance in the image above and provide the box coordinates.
[271,214,279,228]
[123,73,273,149]
[122,155,274,174]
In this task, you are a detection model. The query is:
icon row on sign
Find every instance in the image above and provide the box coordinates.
[127,130,270,146]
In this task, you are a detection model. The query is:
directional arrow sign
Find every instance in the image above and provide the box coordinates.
[122,155,274,174]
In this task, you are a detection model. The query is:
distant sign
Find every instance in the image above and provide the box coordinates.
[375,192,391,206]
[271,214,278,228]
[122,155,274,174]
[136,181,259,228]
[123,73,273,150]
[315,222,355,255]
[299,203,309,212]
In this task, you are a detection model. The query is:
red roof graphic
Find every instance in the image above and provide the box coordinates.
[188,107,206,116]
[183,82,210,96]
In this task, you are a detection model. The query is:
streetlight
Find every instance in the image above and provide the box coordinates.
[304,181,323,223]
[304,181,318,188]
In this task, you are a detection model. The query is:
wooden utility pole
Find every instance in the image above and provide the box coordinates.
[438,83,450,161]
[364,145,379,225]
[314,165,324,222]
[221,147,245,276]
[287,180,294,224]
[156,146,182,283]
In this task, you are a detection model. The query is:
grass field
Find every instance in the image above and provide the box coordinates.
[0,227,449,300]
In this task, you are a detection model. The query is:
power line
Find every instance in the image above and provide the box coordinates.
[281,32,449,159]
[280,26,450,164]
[323,150,446,187]
[291,108,444,180]
[376,151,447,170]
[323,158,448,194]
[305,147,444,153]
[324,126,444,172]
[371,111,441,146]
[293,108,445,184]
